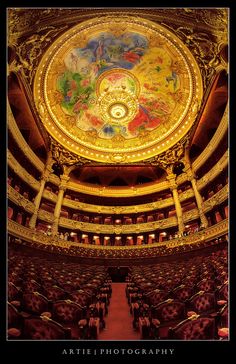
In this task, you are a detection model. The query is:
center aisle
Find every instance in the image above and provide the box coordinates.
[99,282,141,340]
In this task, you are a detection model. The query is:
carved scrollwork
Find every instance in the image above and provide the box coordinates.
[146,134,190,170]
[50,137,93,167]
[161,24,224,90]
[202,184,228,212]
[9,23,69,85]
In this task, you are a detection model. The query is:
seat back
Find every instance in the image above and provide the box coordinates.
[196,279,215,292]
[43,285,67,301]
[23,316,71,339]
[8,282,22,301]
[8,302,23,328]
[216,282,228,301]
[69,291,88,306]
[188,292,216,314]
[22,292,50,315]
[52,300,83,323]
[23,279,42,293]
[218,304,228,328]
[153,299,186,322]
[169,316,215,340]
[147,289,167,306]
[172,285,193,302]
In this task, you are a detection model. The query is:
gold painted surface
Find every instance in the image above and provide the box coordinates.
[7,185,35,213]
[8,92,228,195]
[7,182,228,232]
[8,218,228,258]
[8,147,228,200]
[34,15,203,163]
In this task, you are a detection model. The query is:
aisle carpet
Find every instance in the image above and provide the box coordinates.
[99,283,141,340]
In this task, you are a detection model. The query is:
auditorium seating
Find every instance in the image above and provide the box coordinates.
[126,247,228,340]
[7,247,112,340]
[168,316,216,340]
[23,315,71,340]
[7,245,228,340]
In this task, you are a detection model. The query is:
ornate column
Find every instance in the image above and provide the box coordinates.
[52,174,70,236]
[167,173,185,234]
[184,159,208,228]
[29,152,53,229]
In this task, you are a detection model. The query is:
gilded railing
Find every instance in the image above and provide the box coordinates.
[8,183,228,232]
[7,100,44,173]
[192,102,228,172]
[8,148,228,215]
[8,219,228,259]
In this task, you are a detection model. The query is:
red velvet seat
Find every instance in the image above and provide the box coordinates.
[168,316,216,340]
[215,282,228,302]
[187,291,216,316]
[151,299,186,338]
[8,282,22,302]
[23,315,71,339]
[216,303,228,329]
[43,285,67,301]
[145,289,167,306]
[69,291,88,307]
[23,279,42,293]
[7,302,24,339]
[52,300,84,339]
[22,292,50,315]
[196,279,215,293]
[171,285,193,302]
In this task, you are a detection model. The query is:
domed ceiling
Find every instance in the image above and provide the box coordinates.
[34,16,203,164]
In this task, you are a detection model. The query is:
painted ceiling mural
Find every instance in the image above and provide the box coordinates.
[34,16,203,163]
[57,32,178,139]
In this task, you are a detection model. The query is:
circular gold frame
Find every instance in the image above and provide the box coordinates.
[34,15,203,163]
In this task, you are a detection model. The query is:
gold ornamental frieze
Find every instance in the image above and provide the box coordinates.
[8,219,228,259]
[34,15,203,163]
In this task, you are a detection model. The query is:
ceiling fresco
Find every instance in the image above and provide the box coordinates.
[34,16,203,163]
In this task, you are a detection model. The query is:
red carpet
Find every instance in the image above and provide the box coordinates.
[99,283,141,340]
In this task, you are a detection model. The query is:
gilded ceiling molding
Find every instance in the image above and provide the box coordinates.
[9,88,227,181]
[8,12,70,86]
[145,133,190,170]
[34,15,203,164]
[7,101,44,173]
[8,218,229,257]
[161,11,228,91]
[192,103,228,172]
[8,9,228,37]
[8,9,227,85]
[50,136,94,167]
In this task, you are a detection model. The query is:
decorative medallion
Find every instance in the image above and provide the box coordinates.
[34,16,203,163]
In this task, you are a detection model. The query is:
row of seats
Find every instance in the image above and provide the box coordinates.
[126,248,228,340]
[8,249,112,340]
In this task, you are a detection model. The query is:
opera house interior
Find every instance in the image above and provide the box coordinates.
[7,8,229,341]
